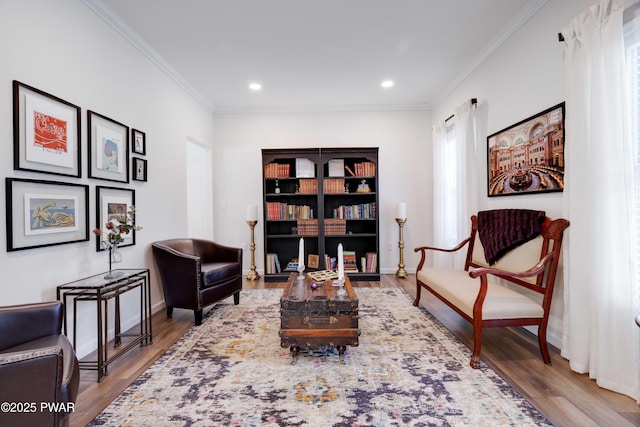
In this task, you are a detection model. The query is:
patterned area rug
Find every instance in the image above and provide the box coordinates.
[89,288,552,426]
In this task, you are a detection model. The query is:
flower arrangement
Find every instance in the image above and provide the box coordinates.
[93,205,142,246]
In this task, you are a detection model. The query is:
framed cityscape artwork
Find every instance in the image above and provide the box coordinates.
[487,103,565,197]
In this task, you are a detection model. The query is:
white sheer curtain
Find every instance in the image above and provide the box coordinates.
[432,100,478,268]
[562,0,640,401]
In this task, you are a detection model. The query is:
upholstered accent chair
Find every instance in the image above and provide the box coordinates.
[152,238,243,325]
[0,301,80,427]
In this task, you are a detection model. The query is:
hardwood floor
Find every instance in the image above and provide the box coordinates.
[70,275,640,427]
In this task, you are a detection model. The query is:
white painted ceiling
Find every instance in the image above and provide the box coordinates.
[96,0,547,112]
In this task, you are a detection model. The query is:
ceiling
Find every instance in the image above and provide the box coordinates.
[94,0,547,113]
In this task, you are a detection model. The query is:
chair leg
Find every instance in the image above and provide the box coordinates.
[166,306,173,317]
[470,321,482,369]
[194,309,203,326]
[233,291,240,305]
[538,324,551,364]
[413,281,422,307]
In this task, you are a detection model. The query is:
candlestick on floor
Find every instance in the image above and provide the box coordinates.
[395,218,408,278]
[246,220,260,280]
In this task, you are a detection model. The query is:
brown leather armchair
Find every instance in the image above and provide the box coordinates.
[0,301,80,427]
[152,238,243,325]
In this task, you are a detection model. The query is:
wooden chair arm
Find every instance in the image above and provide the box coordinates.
[414,237,471,254]
[468,252,554,280]
[414,237,471,271]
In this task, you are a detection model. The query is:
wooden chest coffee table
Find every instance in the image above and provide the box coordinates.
[280,272,359,364]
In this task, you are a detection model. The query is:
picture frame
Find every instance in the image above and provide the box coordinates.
[308,254,319,269]
[95,186,136,251]
[88,110,129,183]
[487,102,565,197]
[132,128,146,155]
[6,178,89,251]
[132,157,147,182]
[13,81,81,178]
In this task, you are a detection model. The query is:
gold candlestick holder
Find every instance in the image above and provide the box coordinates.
[246,220,260,280]
[395,218,408,278]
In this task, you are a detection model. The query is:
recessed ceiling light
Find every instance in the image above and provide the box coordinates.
[249,83,262,91]
[381,80,394,88]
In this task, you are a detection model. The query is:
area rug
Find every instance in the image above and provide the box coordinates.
[89,288,552,426]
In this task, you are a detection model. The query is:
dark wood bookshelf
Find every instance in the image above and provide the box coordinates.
[262,148,379,282]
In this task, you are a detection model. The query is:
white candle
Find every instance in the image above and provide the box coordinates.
[298,238,305,270]
[247,204,258,221]
[338,243,344,281]
[396,202,407,219]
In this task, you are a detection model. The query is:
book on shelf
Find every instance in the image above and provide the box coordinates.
[298,178,317,194]
[328,159,345,177]
[323,178,346,194]
[266,253,281,274]
[324,218,346,235]
[296,219,318,235]
[343,250,358,272]
[365,252,378,273]
[284,259,299,272]
[266,202,314,220]
[295,158,315,177]
[332,202,376,219]
[324,254,337,272]
[265,162,291,178]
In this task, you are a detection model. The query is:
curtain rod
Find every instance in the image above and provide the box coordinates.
[445,98,477,122]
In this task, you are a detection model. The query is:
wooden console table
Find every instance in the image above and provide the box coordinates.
[56,269,152,382]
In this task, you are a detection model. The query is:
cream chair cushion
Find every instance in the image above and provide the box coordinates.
[417,268,544,320]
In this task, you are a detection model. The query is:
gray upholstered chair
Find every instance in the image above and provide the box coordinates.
[0,301,80,427]
[152,238,243,325]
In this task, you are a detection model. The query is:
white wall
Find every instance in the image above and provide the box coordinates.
[0,0,215,356]
[211,110,431,275]
[432,0,595,348]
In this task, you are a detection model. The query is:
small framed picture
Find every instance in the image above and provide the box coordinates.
[13,81,81,178]
[96,186,136,251]
[88,110,129,183]
[6,178,89,251]
[132,128,146,155]
[308,254,319,269]
[133,157,147,182]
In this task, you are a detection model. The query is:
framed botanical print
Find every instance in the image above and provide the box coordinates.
[88,110,129,183]
[6,178,89,251]
[13,81,81,178]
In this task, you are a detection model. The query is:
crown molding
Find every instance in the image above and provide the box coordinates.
[432,0,549,106]
[80,0,216,113]
[212,103,432,115]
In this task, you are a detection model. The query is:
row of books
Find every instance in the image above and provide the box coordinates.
[296,219,318,235]
[345,161,376,177]
[266,202,314,220]
[324,218,346,235]
[298,179,318,194]
[266,251,377,275]
[332,202,376,219]
[324,178,346,194]
[265,163,291,178]
[266,253,281,274]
